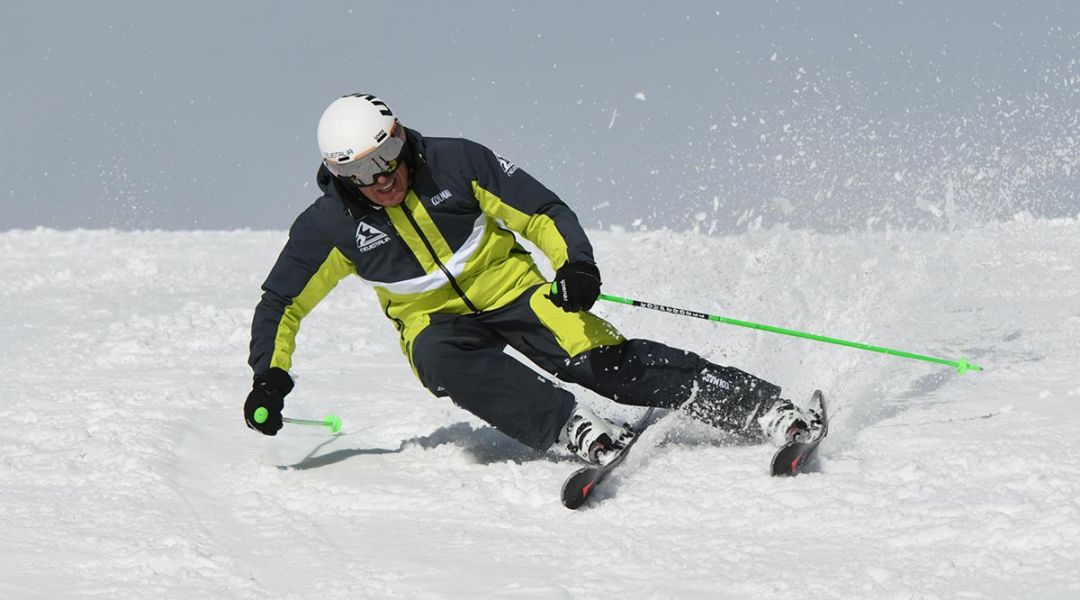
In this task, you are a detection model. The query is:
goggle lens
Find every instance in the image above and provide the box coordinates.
[325,126,406,187]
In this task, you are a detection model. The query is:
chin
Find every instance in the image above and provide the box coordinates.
[372,193,404,207]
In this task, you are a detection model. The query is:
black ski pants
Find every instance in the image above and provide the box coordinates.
[410,284,781,450]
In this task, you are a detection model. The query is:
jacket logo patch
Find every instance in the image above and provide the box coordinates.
[356,222,391,252]
[495,153,518,176]
[430,189,452,206]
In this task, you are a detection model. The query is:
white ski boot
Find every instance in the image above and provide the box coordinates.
[560,404,634,465]
[756,397,825,447]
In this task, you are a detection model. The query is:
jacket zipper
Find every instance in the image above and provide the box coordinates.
[400,204,480,313]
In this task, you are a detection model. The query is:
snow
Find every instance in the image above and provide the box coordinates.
[3,221,1080,598]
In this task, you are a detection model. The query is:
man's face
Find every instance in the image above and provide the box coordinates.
[359,162,409,207]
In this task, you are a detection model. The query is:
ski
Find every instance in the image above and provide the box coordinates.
[770,390,828,476]
[561,408,654,509]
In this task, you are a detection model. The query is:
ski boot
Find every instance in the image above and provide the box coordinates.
[560,403,634,465]
[756,396,825,447]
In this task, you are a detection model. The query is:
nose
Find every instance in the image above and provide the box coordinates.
[373,172,393,186]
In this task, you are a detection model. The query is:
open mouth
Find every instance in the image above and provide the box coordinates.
[377,180,395,193]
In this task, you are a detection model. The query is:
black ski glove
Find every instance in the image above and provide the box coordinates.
[244,367,294,436]
[549,261,602,312]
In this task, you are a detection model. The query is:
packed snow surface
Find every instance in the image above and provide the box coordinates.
[3,221,1079,599]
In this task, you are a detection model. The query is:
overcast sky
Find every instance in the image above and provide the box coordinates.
[1,1,1077,232]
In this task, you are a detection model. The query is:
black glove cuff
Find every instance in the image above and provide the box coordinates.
[562,261,599,278]
[254,367,294,395]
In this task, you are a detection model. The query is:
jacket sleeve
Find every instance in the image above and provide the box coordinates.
[463,140,594,269]
[248,207,356,375]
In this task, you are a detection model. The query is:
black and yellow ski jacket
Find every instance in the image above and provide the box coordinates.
[248,128,596,376]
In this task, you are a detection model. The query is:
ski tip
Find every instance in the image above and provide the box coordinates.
[770,440,823,476]
[561,469,597,509]
[562,490,589,510]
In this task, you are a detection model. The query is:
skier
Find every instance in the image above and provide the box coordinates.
[244,93,823,464]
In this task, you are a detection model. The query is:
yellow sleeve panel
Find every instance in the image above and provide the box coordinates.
[473,182,571,269]
[270,247,356,372]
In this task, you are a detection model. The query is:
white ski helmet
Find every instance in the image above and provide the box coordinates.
[318,94,405,185]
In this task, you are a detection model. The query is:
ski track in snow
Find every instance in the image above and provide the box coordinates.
[3,221,1079,599]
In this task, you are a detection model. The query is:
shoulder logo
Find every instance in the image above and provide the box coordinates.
[494,152,518,176]
[355,222,391,252]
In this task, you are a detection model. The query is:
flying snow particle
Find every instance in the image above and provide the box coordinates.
[635,92,646,101]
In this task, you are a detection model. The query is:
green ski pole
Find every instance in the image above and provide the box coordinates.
[552,284,983,374]
[253,407,343,433]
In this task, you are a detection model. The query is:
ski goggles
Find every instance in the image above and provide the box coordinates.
[324,125,407,187]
